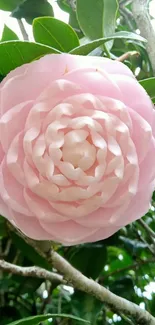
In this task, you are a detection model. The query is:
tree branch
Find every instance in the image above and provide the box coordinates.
[100,257,155,281]
[67,0,76,11]
[49,250,155,325]
[119,313,135,325]
[7,223,155,324]
[0,259,64,285]
[17,19,29,41]
[138,219,155,239]
[116,51,139,62]
[132,0,155,75]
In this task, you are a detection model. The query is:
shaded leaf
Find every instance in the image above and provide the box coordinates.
[139,77,155,103]
[57,0,71,13]
[103,0,118,50]
[11,274,43,294]
[7,313,90,325]
[109,275,134,299]
[72,292,102,324]
[33,17,79,52]
[77,0,104,39]
[0,215,7,237]
[0,74,4,82]
[67,243,107,279]
[0,41,60,76]
[77,0,118,50]
[70,31,146,55]
[0,0,21,11]
[10,232,50,269]
[1,25,18,42]
[12,0,54,24]
[69,11,83,38]
[106,246,133,275]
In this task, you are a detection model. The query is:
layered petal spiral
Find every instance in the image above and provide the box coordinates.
[0,54,155,245]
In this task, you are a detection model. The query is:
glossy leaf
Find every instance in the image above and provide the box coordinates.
[139,77,155,103]
[12,0,54,24]
[0,0,21,11]
[57,0,71,13]
[0,216,7,237]
[67,243,107,279]
[0,41,60,76]
[0,74,4,82]
[105,247,133,275]
[10,232,50,269]
[1,25,19,42]
[103,0,118,50]
[109,275,135,300]
[69,11,83,38]
[70,31,146,55]
[77,0,104,39]
[72,292,103,324]
[33,17,79,52]
[7,313,90,325]
[77,0,118,50]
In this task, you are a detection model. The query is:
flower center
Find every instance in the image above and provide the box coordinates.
[62,140,96,171]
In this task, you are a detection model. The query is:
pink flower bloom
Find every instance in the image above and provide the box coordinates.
[0,54,155,245]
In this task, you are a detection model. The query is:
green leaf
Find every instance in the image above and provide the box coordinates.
[67,243,107,279]
[1,25,19,42]
[7,313,90,325]
[33,17,79,52]
[103,0,118,50]
[11,275,42,294]
[72,292,102,324]
[139,77,155,103]
[10,232,50,269]
[106,247,133,275]
[76,0,104,39]
[0,74,4,82]
[0,41,60,76]
[0,215,7,237]
[69,11,83,39]
[77,0,118,50]
[12,0,54,24]
[109,275,135,299]
[0,0,21,11]
[70,31,146,55]
[57,0,71,13]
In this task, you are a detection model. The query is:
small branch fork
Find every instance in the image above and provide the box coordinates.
[1,221,155,325]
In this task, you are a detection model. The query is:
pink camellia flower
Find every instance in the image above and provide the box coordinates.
[0,54,155,245]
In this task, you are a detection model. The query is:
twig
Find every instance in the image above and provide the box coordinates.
[49,250,155,325]
[132,223,155,255]
[67,0,76,11]
[138,219,155,239]
[0,239,12,258]
[119,0,132,5]
[100,258,155,281]
[119,313,135,325]
[40,282,54,314]
[17,19,29,41]
[0,259,65,285]
[58,288,62,314]
[7,224,155,324]
[116,51,140,62]
[132,0,155,75]
[4,239,12,256]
